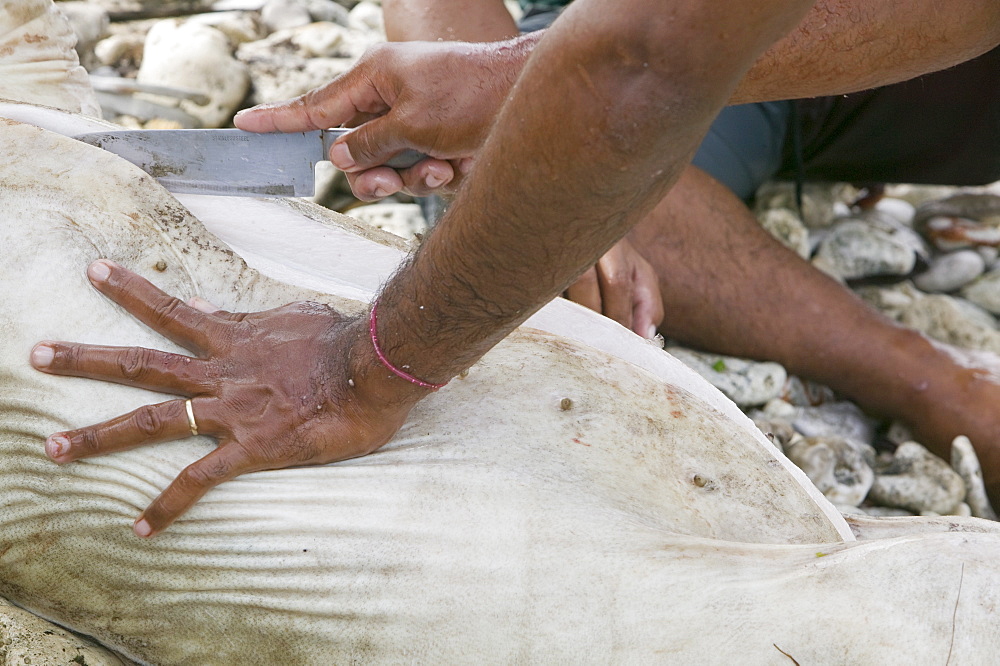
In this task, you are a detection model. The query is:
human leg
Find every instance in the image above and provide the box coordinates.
[629,164,1000,490]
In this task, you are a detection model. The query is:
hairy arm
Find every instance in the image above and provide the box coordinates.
[384,0,519,41]
[371,0,815,382]
[734,0,1000,101]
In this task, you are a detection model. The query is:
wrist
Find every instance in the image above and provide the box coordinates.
[339,311,439,412]
[368,300,449,391]
[482,31,541,84]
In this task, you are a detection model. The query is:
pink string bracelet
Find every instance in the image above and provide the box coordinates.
[369,300,448,391]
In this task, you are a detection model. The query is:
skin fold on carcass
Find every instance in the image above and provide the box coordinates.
[0,0,100,116]
[2,118,1000,664]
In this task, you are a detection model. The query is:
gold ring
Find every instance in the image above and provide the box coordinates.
[185,399,199,436]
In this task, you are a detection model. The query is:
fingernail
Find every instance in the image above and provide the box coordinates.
[46,435,69,458]
[647,325,657,339]
[88,260,112,282]
[134,518,152,538]
[373,185,391,199]
[330,142,356,171]
[31,344,54,368]
[426,173,446,189]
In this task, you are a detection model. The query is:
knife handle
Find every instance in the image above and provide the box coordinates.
[321,129,427,170]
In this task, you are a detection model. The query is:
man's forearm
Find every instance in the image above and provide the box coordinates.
[735,0,1000,102]
[384,0,519,41]
[373,0,815,382]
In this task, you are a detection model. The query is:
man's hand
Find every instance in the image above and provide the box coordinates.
[30,261,424,537]
[234,37,539,201]
[565,238,664,339]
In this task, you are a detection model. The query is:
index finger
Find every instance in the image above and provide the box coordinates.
[88,260,214,354]
[235,66,391,135]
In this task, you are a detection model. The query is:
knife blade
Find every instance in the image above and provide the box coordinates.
[72,128,426,197]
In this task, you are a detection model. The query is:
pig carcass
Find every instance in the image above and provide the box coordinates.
[0,105,999,665]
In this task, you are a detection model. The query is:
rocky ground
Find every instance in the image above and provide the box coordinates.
[52,0,1000,522]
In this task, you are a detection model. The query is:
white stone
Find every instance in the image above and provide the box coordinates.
[951,435,999,521]
[869,442,967,515]
[884,420,914,447]
[873,197,916,226]
[791,401,877,447]
[952,502,973,518]
[922,215,1000,251]
[854,281,921,318]
[288,21,350,57]
[749,415,796,452]
[784,436,876,507]
[239,50,355,105]
[977,246,999,269]
[885,184,961,207]
[93,32,142,67]
[351,202,428,240]
[812,220,916,281]
[753,182,852,229]
[347,0,385,34]
[897,293,1000,355]
[913,249,986,293]
[953,295,1000,330]
[235,21,377,103]
[759,397,797,420]
[914,194,1000,250]
[666,347,787,408]
[779,375,835,407]
[756,207,810,259]
[137,20,249,128]
[307,0,350,25]
[261,0,312,32]
[915,193,1000,229]
[961,268,1000,315]
[852,208,930,261]
[185,10,266,45]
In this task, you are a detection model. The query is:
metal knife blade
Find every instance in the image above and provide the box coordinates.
[72,128,426,197]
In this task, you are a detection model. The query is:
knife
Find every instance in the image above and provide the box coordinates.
[73,128,427,197]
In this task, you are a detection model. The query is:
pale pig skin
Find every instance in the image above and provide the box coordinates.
[0,111,999,664]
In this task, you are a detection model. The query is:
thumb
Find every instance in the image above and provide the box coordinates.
[332,114,425,172]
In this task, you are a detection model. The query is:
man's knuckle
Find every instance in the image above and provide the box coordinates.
[352,133,380,163]
[54,344,81,371]
[76,428,102,456]
[132,404,165,438]
[118,347,151,381]
[364,42,391,64]
[179,464,217,490]
[151,297,184,327]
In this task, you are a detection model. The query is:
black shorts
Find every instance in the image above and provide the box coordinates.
[520,11,1000,199]
[777,46,1000,188]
